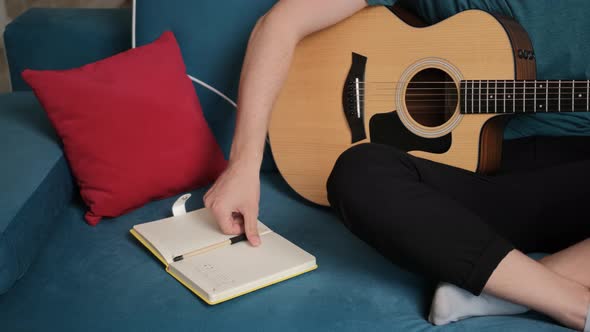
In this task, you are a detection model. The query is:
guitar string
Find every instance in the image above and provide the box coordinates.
[356,86,587,94]
[360,95,582,98]
[359,93,578,96]
[356,88,570,90]
[344,109,586,114]
[356,87,580,90]
[356,91,585,95]
[351,81,590,84]
[346,108,586,113]
[354,83,586,87]
[358,97,583,100]
[349,99,585,111]
[366,99,581,101]
[351,80,590,105]
[356,88,583,91]
[355,88,588,91]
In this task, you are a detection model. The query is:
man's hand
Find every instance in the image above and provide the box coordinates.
[204,161,261,246]
[205,0,367,246]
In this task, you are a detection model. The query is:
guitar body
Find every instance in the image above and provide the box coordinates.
[269,6,536,206]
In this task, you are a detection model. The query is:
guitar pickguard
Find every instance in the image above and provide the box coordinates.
[369,111,452,154]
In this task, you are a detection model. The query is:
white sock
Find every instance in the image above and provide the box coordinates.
[428,282,529,325]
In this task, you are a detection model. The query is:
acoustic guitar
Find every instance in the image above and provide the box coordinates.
[268,5,590,206]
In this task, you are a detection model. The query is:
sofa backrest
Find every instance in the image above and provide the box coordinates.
[5,8,131,92]
[134,0,278,171]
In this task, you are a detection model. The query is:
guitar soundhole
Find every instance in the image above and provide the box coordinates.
[405,68,458,128]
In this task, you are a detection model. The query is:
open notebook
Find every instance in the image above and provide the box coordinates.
[130,202,317,305]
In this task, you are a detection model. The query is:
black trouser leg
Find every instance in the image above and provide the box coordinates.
[326,138,590,295]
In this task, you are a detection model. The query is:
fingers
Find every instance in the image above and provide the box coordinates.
[203,187,260,246]
[243,209,261,247]
[206,200,242,236]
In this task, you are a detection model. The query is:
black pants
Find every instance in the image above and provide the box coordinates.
[327,136,590,295]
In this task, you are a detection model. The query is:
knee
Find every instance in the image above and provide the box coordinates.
[327,143,410,205]
[327,143,374,200]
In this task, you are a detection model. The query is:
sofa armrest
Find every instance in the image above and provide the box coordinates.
[4,8,131,91]
[0,92,75,294]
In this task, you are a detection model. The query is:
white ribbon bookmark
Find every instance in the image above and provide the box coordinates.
[172,193,192,217]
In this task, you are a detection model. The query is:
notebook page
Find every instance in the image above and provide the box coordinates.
[168,232,316,303]
[133,208,271,265]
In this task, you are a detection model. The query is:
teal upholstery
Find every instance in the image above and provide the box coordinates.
[0,5,585,331]
[0,173,567,331]
[4,8,131,92]
[134,0,277,171]
[0,92,74,294]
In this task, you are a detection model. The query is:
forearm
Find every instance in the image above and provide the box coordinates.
[206,0,369,243]
[229,12,298,170]
[228,0,368,171]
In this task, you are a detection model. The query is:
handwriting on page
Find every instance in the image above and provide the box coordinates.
[195,263,235,291]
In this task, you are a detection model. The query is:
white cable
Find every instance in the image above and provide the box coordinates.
[189,73,271,145]
[132,0,137,48]
[132,1,237,109]
[188,74,237,109]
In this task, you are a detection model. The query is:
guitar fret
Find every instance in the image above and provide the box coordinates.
[513,80,516,113]
[545,80,549,112]
[559,80,561,112]
[514,80,522,113]
[494,80,498,113]
[486,80,490,113]
[533,80,537,113]
[522,80,527,113]
[572,81,584,112]
[572,80,575,112]
[464,81,468,114]
[486,81,489,113]
[503,80,506,113]
[472,81,475,114]
[479,80,482,114]
[461,79,590,114]
[539,81,545,112]
[486,80,491,114]
[574,80,587,113]
[562,80,574,112]
[506,80,514,114]
[548,80,560,112]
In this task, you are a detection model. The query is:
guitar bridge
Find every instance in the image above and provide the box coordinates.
[342,52,367,143]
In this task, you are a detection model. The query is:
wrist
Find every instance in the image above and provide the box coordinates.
[229,142,264,170]
[228,154,261,173]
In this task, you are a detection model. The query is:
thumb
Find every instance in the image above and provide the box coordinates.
[243,211,261,247]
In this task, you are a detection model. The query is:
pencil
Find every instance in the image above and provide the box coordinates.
[172,234,248,262]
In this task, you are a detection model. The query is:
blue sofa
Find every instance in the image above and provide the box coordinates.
[0,8,570,332]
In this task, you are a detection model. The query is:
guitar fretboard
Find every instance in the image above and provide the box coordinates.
[460,80,590,114]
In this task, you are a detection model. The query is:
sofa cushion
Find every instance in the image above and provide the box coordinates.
[23,32,227,226]
[5,8,132,92]
[0,172,566,331]
[133,0,277,171]
[0,92,74,294]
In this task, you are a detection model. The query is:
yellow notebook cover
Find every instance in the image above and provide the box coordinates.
[130,210,317,305]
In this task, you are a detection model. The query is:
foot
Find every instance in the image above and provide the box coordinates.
[429,282,529,325]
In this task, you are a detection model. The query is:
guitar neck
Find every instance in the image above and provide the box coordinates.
[460,80,590,114]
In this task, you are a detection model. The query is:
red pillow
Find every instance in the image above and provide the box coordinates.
[22,31,227,226]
